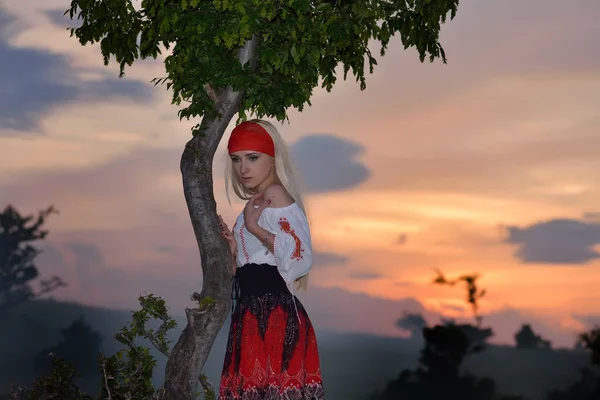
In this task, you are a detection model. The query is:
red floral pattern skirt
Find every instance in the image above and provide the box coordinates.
[219,264,325,399]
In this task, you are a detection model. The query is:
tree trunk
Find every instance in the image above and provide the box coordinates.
[160,35,259,400]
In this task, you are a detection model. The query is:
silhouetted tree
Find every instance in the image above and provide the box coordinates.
[514,324,552,349]
[371,322,503,400]
[34,316,103,379]
[396,312,428,338]
[0,205,66,317]
[579,327,600,366]
[545,327,600,400]
[433,269,486,325]
[431,270,494,349]
[369,271,524,400]
[420,324,479,378]
[440,318,494,350]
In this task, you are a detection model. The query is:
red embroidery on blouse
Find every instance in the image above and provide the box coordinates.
[239,223,250,262]
[278,217,303,260]
[273,235,278,264]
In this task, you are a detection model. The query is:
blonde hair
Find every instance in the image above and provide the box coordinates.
[224,119,310,290]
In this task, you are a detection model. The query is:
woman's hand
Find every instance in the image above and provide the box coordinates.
[243,192,270,231]
[218,215,237,256]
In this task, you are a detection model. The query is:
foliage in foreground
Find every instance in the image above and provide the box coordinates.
[8,294,189,400]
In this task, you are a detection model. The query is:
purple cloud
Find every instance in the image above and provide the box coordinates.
[503,217,600,264]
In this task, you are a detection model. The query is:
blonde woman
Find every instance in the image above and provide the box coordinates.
[218,120,325,399]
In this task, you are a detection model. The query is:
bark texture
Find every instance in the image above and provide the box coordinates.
[161,35,259,400]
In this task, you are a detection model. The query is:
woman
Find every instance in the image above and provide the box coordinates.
[218,120,325,399]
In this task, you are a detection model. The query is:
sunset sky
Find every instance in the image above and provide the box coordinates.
[1,0,599,348]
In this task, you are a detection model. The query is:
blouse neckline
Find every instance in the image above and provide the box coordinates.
[262,202,298,212]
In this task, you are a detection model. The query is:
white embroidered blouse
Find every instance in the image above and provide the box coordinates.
[232,202,312,285]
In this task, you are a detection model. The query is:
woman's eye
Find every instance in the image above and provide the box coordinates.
[249,156,258,161]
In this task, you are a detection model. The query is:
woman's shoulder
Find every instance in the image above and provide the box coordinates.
[263,183,294,208]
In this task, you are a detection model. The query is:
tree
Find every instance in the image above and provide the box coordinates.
[514,324,552,350]
[396,312,428,338]
[34,316,103,382]
[419,323,480,379]
[370,270,521,400]
[546,326,600,400]
[372,324,500,400]
[433,269,486,326]
[439,319,493,349]
[0,205,66,317]
[578,327,600,366]
[63,0,460,398]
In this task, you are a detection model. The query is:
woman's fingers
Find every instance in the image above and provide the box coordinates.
[259,198,270,211]
[219,220,230,233]
[249,192,265,206]
[255,193,265,206]
[218,216,235,249]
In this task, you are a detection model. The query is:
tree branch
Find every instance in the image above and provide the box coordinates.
[100,358,113,400]
[148,336,170,358]
[35,276,68,297]
[203,84,219,103]
[0,277,66,317]
[206,34,259,155]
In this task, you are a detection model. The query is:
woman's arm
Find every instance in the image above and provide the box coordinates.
[247,211,312,284]
[246,224,275,254]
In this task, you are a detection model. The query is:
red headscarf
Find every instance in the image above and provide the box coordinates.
[227,121,275,157]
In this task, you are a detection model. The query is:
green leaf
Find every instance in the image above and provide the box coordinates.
[290,44,300,64]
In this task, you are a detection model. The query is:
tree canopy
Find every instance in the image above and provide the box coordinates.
[515,324,552,350]
[67,0,459,131]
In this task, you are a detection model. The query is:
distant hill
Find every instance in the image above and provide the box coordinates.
[0,299,590,400]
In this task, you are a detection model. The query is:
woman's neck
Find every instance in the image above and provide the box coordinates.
[254,175,277,194]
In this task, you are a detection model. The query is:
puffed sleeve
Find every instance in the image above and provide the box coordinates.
[269,206,313,284]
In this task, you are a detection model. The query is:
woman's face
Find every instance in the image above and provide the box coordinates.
[230,150,275,191]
